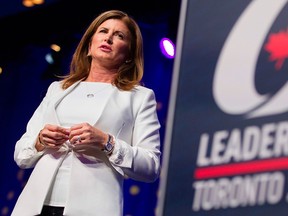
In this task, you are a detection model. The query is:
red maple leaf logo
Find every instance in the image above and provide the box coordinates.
[264,29,288,70]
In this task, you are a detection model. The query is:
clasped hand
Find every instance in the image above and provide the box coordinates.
[38,123,106,149]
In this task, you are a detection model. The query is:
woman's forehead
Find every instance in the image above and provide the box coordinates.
[99,19,129,32]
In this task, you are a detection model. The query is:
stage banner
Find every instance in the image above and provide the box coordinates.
[157,0,288,215]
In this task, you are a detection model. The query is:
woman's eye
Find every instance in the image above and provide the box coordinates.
[99,29,107,33]
[116,33,124,39]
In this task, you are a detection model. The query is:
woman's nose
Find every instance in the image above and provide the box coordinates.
[104,35,112,44]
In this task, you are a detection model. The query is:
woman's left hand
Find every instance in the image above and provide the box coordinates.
[69,123,107,149]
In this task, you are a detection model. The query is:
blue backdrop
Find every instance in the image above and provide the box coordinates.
[158,0,288,215]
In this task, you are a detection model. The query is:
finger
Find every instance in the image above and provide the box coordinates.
[76,135,82,143]
[69,127,83,141]
[56,126,71,136]
[43,124,70,135]
[44,124,59,132]
[42,133,61,143]
[73,135,85,144]
[42,131,68,145]
[70,123,84,130]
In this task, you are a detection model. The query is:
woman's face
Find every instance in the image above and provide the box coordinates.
[89,18,131,68]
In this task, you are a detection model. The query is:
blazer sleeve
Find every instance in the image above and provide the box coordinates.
[14,81,60,169]
[109,88,162,182]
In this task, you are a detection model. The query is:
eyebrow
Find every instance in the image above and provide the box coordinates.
[98,27,128,37]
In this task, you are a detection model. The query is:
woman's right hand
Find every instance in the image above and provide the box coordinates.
[38,124,70,149]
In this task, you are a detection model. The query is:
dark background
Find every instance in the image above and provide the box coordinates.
[0,0,181,215]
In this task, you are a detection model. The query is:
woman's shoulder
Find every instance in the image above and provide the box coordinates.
[133,85,154,94]
[48,80,62,89]
[131,85,156,100]
[46,80,64,95]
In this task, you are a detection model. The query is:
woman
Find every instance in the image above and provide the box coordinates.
[12,10,161,216]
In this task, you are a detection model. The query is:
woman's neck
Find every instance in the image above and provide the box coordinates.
[86,61,118,82]
[85,72,115,82]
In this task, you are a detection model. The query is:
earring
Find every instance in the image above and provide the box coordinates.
[125,59,131,64]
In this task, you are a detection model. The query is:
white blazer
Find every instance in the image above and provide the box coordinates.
[12,81,161,216]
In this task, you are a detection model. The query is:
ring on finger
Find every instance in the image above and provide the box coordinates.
[77,135,81,142]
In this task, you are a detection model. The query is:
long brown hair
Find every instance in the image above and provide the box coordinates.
[61,10,144,91]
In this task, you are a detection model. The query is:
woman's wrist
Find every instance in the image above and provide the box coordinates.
[102,133,115,155]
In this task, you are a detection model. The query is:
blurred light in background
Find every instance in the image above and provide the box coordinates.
[45,44,61,64]
[22,0,45,7]
[160,37,175,59]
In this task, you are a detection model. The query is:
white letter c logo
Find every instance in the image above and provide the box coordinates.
[213,0,288,118]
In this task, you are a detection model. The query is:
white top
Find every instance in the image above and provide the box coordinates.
[44,82,113,206]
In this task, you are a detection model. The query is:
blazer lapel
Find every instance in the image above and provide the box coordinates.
[94,87,133,136]
[44,81,81,125]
